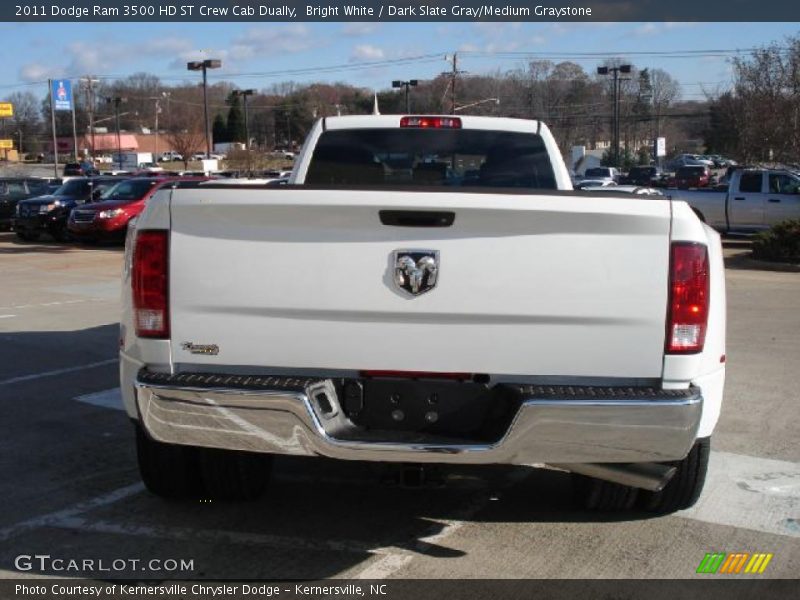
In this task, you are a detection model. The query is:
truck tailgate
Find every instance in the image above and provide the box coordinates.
[168,188,671,378]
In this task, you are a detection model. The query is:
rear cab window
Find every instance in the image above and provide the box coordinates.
[305,128,556,189]
[768,173,800,194]
[739,171,764,193]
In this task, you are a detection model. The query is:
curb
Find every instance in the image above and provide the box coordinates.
[725,253,800,273]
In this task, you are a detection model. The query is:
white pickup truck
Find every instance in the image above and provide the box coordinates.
[121,115,726,513]
[670,168,800,233]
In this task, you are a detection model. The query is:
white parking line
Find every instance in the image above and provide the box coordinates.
[52,516,396,557]
[679,450,800,538]
[355,554,414,579]
[0,298,109,311]
[75,388,124,411]
[0,482,144,543]
[0,315,15,319]
[0,358,117,387]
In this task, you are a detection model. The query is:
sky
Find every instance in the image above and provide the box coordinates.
[1,21,799,100]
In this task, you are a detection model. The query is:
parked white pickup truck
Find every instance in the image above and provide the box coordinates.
[670,168,800,233]
[121,115,726,513]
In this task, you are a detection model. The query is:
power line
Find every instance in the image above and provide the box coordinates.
[2,43,782,92]
[461,47,790,59]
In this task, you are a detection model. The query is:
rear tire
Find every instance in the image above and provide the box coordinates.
[198,447,272,501]
[135,424,203,499]
[15,230,39,242]
[49,225,70,243]
[640,437,710,514]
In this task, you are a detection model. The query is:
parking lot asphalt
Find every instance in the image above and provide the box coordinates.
[0,232,797,580]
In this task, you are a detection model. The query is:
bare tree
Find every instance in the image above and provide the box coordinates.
[3,91,41,154]
[649,68,680,147]
[721,36,800,162]
[166,113,205,169]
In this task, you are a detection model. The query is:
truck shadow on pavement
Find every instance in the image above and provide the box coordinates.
[0,232,124,254]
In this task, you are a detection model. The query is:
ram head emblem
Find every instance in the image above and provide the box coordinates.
[393,250,439,296]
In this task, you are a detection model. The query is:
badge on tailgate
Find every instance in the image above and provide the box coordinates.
[180,342,220,356]
[393,250,439,296]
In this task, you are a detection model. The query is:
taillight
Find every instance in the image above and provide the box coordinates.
[132,230,169,338]
[400,116,462,129]
[666,243,709,354]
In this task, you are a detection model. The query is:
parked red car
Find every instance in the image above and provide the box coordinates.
[67,177,208,242]
[671,166,711,189]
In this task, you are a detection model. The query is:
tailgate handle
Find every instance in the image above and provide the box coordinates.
[379,210,455,228]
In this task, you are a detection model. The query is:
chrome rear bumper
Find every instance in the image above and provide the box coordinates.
[134,371,702,465]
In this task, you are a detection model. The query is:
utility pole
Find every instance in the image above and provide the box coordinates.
[48,79,58,177]
[614,70,621,167]
[148,95,165,160]
[451,54,457,115]
[71,101,78,161]
[154,98,160,160]
[106,96,126,169]
[286,111,291,149]
[162,91,171,133]
[442,54,466,115]
[80,77,99,160]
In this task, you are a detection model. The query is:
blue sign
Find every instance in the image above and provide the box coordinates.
[52,79,73,111]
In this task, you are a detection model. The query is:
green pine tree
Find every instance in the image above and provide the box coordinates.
[212,114,228,145]
[226,94,245,143]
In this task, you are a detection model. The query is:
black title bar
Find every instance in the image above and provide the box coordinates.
[4,0,800,22]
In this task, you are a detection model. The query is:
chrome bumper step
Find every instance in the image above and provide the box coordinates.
[135,369,702,466]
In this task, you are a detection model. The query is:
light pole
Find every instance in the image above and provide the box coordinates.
[106,96,127,169]
[392,80,418,113]
[597,64,631,168]
[187,59,222,158]
[232,89,254,149]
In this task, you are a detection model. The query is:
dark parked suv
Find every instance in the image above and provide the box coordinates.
[64,162,100,176]
[13,176,122,241]
[0,178,52,231]
[623,166,664,187]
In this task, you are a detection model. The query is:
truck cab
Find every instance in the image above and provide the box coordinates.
[743,169,800,227]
